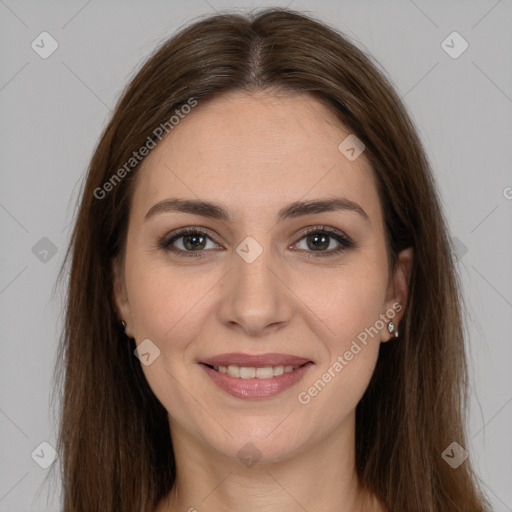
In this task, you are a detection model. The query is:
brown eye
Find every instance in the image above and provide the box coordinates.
[293,227,354,258]
[159,229,219,258]
[178,232,208,251]
[158,225,354,259]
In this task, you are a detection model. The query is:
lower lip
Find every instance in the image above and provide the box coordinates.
[200,363,313,399]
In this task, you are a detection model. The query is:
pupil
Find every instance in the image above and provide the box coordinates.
[185,234,205,250]
[310,234,328,250]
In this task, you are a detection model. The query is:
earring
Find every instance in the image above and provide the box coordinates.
[120,320,126,329]
[387,321,399,339]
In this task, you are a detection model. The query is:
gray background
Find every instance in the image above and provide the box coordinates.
[1,0,511,510]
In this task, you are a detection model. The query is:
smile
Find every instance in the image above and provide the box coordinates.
[209,364,301,379]
[199,354,314,399]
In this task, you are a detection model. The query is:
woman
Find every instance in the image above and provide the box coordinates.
[52,7,492,512]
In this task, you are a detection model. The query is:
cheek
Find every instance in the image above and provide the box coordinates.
[125,262,209,419]
[292,258,387,402]
[294,258,389,346]
[296,308,381,425]
[125,253,208,345]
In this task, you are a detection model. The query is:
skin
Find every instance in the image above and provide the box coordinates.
[113,90,413,512]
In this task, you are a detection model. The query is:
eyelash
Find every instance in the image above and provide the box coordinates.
[157,225,355,259]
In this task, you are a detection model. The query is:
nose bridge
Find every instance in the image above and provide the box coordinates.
[219,234,291,335]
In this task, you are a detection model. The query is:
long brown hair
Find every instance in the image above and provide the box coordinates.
[50,8,492,511]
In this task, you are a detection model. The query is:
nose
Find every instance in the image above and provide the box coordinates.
[216,243,293,337]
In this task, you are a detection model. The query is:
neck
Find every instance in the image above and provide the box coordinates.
[156,410,383,512]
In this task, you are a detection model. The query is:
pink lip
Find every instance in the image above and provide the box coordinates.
[199,352,312,367]
[199,357,314,400]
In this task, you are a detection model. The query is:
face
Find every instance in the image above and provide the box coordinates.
[113,90,412,463]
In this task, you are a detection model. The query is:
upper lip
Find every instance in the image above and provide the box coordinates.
[199,352,313,367]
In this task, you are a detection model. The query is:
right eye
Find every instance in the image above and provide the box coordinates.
[159,228,221,258]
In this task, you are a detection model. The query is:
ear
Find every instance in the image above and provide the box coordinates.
[381,247,413,342]
[112,256,134,338]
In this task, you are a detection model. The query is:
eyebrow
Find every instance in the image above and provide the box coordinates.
[144,197,370,224]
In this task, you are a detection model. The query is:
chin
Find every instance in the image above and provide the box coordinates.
[200,419,315,466]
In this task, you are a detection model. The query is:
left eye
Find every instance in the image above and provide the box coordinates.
[291,227,355,257]
[159,227,354,258]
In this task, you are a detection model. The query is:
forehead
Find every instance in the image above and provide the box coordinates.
[131,91,381,224]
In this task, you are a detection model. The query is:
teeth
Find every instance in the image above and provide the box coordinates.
[256,366,273,379]
[273,365,284,376]
[214,364,300,378]
[239,366,255,379]
[227,365,240,378]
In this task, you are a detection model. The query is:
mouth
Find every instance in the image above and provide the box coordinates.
[202,362,308,378]
[198,353,314,399]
